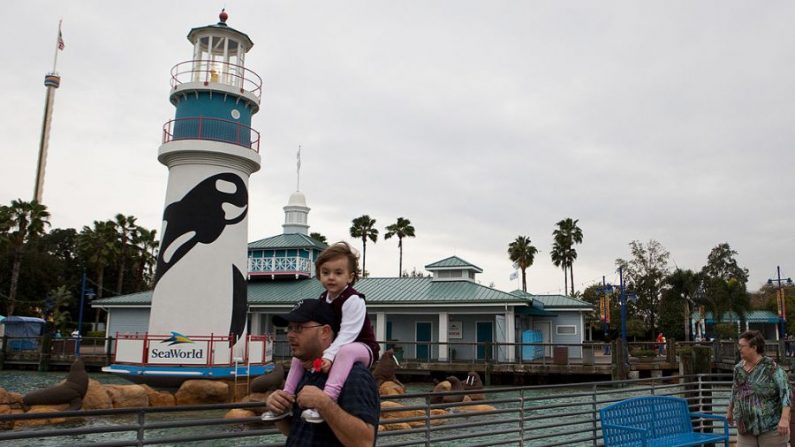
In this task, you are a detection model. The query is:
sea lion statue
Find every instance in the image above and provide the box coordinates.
[23,358,89,410]
[250,363,285,394]
[373,349,404,388]
[431,375,465,404]
[463,371,485,401]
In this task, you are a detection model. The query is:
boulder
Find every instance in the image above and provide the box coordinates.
[380,401,447,428]
[379,380,406,396]
[82,379,113,410]
[15,404,69,428]
[104,385,149,408]
[238,392,270,414]
[139,385,175,407]
[224,408,257,419]
[175,380,229,405]
[0,404,11,430]
[8,392,23,407]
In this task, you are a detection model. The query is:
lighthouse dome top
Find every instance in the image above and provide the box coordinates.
[287,191,307,207]
[187,9,254,51]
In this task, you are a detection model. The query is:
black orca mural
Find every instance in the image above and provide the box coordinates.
[230,265,247,344]
[154,172,248,284]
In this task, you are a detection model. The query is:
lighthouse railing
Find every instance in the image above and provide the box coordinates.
[171,60,262,100]
[162,117,260,152]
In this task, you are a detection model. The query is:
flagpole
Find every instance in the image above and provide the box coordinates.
[52,20,62,73]
[296,145,301,191]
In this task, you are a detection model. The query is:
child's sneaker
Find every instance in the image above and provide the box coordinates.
[301,408,323,423]
[261,410,290,422]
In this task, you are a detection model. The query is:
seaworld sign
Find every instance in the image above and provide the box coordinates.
[146,332,210,365]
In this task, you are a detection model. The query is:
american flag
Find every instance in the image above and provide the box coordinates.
[57,21,64,50]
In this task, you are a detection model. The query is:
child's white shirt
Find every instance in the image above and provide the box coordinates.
[322,292,366,362]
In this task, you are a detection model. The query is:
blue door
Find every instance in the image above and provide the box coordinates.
[477,322,493,360]
[416,322,431,361]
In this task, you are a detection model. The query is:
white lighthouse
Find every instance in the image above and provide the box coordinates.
[105,11,271,385]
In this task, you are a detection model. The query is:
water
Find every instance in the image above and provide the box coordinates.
[0,371,729,447]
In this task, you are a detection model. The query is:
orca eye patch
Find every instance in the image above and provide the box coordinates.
[216,179,238,194]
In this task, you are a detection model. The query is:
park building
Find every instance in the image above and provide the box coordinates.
[93,189,593,364]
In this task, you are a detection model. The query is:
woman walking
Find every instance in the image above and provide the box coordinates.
[727,330,791,446]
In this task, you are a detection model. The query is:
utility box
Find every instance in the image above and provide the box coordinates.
[521,330,544,361]
[553,346,569,365]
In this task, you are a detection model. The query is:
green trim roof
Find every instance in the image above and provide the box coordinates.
[691,310,780,324]
[510,290,593,309]
[248,233,327,250]
[94,277,531,307]
[424,256,483,272]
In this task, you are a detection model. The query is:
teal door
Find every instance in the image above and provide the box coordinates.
[416,322,432,361]
[476,321,493,360]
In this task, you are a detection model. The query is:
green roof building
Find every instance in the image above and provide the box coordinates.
[95,192,594,363]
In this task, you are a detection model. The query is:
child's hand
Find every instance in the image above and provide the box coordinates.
[321,358,333,373]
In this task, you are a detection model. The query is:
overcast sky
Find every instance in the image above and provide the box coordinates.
[2,1,794,295]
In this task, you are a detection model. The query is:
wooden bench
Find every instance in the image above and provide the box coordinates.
[600,395,729,447]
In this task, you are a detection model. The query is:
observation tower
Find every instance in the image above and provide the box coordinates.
[104,10,272,386]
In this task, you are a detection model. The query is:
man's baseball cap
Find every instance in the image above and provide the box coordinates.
[273,299,340,333]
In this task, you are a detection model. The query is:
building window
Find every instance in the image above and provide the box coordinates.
[556,325,576,335]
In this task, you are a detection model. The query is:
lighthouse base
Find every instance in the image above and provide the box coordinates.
[102,363,275,389]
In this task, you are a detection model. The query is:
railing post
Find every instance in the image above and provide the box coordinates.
[591,384,598,447]
[424,394,431,447]
[136,409,145,447]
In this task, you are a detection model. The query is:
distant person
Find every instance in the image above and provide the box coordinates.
[262,242,379,424]
[728,330,791,446]
[656,332,665,355]
[264,298,379,446]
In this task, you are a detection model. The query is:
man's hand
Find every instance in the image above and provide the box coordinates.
[266,390,295,415]
[296,385,331,410]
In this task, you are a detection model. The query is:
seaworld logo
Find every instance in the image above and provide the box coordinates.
[150,348,205,359]
[162,331,193,346]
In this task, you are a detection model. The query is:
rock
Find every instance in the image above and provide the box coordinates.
[0,404,11,430]
[382,421,412,431]
[379,380,406,396]
[82,379,113,410]
[15,404,70,428]
[380,401,447,428]
[7,392,23,407]
[224,408,257,419]
[451,403,497,413]
[239,392,270,414]
[175,380,229,405]
[139,385,175,407]
[104,385,149,408]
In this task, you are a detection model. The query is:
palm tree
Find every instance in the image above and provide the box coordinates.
[553,218,583,295]
[78,220,118,300]
[309,232,328,245]
[349,215,378,277]
[508,236,538,293]
[113,214,138,295]
[132,227,158,290]
[666,269,703,342]
[3,200,50,316]
[550,239,568,294]
[384,217,416,277]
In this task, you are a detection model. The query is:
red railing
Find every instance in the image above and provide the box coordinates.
[170,60,262,100]
[162,117,260,152]
[112,332,271,367]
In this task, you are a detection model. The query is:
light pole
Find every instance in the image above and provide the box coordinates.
[768,266,793,340]
[76,270,95,356]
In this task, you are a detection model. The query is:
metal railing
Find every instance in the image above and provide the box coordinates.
[248,256,313,276]
[170,60,263,100]
[162,117,261,152]
[0,374,737,446]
